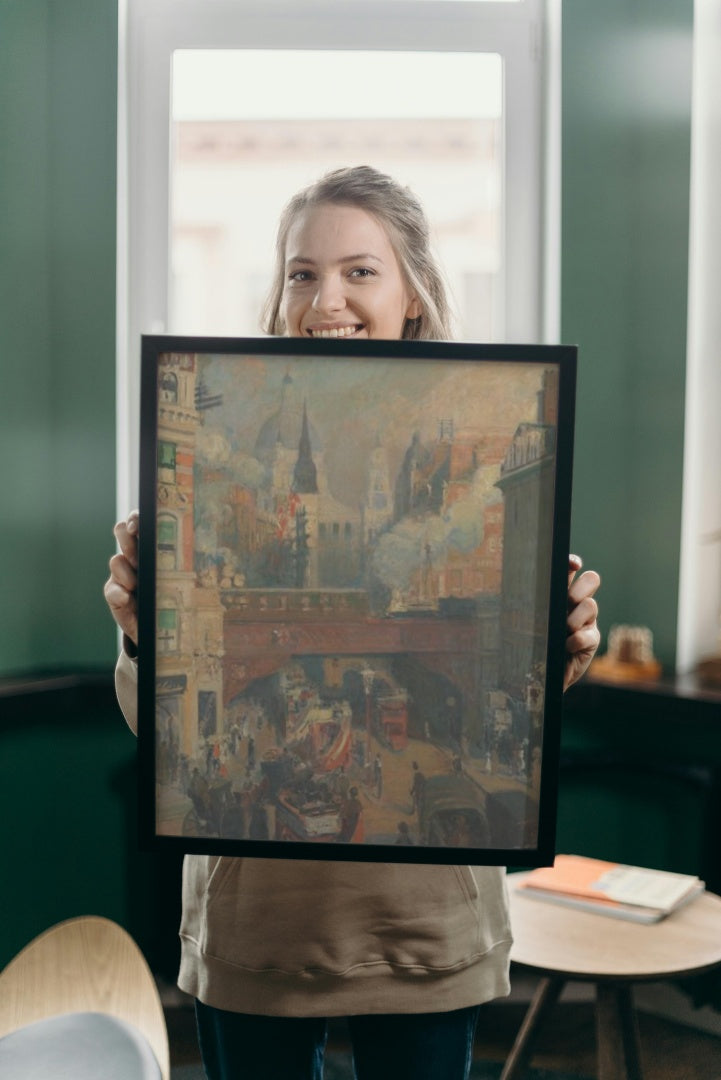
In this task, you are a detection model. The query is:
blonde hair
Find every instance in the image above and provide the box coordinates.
[262,165,453,341]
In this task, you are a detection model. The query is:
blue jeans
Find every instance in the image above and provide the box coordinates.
[195,1000,481,1080]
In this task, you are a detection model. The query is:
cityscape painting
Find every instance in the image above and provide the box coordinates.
[138,336,576,864]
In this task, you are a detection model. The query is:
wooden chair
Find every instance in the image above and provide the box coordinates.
[0,915,170,1079]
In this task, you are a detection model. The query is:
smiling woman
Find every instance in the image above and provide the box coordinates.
[106,148,600,1080]
[263,167,452,342]
[282,205,420,340]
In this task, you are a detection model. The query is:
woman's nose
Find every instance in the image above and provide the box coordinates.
[312,274,345,314]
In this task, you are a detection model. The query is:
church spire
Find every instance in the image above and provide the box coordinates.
[292,401,318,494]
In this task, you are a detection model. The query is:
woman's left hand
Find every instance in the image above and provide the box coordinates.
[564,555,601,691]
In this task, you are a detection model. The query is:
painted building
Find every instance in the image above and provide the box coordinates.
[155,353,225,760]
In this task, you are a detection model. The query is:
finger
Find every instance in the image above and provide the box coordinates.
[568,568,601,607]
[567,553,583,588]
[566,594,599,634]
[103,577,132,612]
[103,579,139,642]
[108,552,137,592]
[566,623,601,657]
[113,518,139,567]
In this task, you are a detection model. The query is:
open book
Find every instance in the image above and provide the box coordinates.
[515,854,705,923]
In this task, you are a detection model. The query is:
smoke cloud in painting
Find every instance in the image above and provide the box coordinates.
[196,427,268,489]
[194,426,269,567]
[372,465,501,591]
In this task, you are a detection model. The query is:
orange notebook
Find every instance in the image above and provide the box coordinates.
[516,854,704,923]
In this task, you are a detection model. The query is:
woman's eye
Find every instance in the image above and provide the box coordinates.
[288,269,313,283]
[349,267,375,279]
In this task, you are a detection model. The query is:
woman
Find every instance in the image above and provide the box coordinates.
[106,166,601,1080]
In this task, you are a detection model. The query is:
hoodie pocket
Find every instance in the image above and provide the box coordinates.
[191,857,507,976]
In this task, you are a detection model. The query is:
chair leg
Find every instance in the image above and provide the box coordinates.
[500,976,565,1080]
[596,982,643,1080]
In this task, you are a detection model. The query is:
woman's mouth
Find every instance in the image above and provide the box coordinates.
[307,324,364,339]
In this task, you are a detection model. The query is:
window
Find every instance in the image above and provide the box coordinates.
[158,513,178,569]
[170,49,503,341]
[118,0,557,510]
[157,607,178,653]
[159,370,178,403]
[157,441,176,484]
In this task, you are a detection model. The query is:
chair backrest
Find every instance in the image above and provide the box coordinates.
[0,915,170,1080]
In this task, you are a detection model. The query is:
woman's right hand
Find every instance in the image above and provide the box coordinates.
[104,510,139,646]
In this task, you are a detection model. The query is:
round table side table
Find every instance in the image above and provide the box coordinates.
[502,872,721,1080]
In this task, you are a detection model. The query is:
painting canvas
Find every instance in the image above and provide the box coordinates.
[138,336,576,865]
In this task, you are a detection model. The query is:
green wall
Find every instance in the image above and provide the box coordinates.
[0,0,118,676]
[0,683,184,975]
[562,0,693,670]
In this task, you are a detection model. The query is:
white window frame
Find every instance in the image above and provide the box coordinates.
[117,0,558,513]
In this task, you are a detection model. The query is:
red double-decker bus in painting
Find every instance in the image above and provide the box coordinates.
[378,696,409,751]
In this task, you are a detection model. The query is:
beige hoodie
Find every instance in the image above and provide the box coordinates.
[117,651,512,1016]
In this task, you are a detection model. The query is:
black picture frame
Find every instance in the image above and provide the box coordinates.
[138,335,576,866]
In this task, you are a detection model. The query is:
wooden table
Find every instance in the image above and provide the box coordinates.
[502,873,721,1080]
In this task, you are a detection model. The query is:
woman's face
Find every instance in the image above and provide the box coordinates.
[280,203,421,340]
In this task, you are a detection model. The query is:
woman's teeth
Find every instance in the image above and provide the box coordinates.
[310,325,360,338]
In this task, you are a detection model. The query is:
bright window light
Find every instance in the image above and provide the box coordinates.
[172,50,502,121]
[170,50,503,342]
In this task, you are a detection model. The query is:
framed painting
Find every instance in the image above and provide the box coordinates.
[138,335,576,865]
